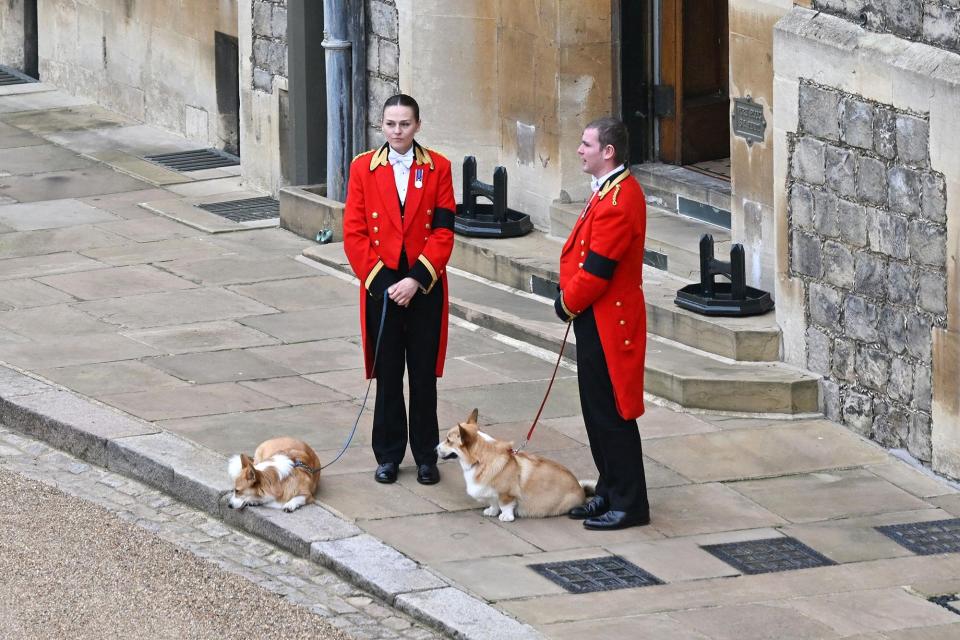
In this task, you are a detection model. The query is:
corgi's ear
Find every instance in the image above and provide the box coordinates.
[467,408,478,425]
[458,424,474,444]
[241,453,255,481]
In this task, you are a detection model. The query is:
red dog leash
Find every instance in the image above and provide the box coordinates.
[514,321,572,453]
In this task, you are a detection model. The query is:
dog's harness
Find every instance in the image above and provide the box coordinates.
[319,298,389,470]
[514,321,571,453]
[291,460,322,474]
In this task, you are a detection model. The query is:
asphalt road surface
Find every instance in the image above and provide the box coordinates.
[0,467,352,640]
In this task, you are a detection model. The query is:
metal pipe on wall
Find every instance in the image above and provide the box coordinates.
[322,0,352,202]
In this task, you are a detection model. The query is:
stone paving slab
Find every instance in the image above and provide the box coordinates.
[147,349,299,384]
[646,482,787,536]
[0,166,152,202]
[163,255,318,286]
[0,121,46,148]
[0,198,121,231]
[123,320,281,355]
[93,215,205,242]
[78,236,232,266]
[0,225,128,260]
[0,303,120,338]
[0,333,161,369]
[238,376,352,406]
[75,287,278,329]
[87,150,194,186]
[45,123,201,155]
[728,469,933,523]
[239,306,361,342]
[0,104,134,135]
[0,143,96,175]
[317,472,447,521]
[36,264,197,300]
[100,381,288,421]
[228,275,359,311]
[249,338,363,375]
[0,273,91,308]
[644,420,890,482]
[35,360,190,397]
[141,197,251,233]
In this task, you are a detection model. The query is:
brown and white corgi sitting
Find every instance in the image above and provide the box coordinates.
[437,409,595,522]
[227,437,321,513]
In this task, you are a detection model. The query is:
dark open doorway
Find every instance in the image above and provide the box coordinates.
[24,0,38,79]
[621,0,730,169]
[215,31,240,156]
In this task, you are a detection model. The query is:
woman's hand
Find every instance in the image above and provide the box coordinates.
[387,277,420,307]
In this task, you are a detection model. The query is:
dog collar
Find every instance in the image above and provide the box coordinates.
[292,460,321,474]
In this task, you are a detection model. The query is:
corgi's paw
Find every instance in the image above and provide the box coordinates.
[483,505,500,517]
[498,512,515,522]
[282,496,307,512]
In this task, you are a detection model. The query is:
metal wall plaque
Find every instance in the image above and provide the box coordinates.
[732,96,766,145]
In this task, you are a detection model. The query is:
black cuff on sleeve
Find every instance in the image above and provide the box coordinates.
[583,250,617,280]
[554,295,570,322]
[368,268,399,298]
[432,207,455,231]
[407,260,433,290]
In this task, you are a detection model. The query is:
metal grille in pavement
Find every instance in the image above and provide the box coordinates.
[197,197,279,223]
[701,537,837,575]
[144,148,240,172]
[528,556,663,594]
[0,66,34,86]
[875,518,960,555]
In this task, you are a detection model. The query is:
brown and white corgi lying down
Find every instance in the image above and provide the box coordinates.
[437,409,595,521]
[227,437,321,513]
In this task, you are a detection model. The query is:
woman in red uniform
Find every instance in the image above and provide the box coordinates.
[342,94,456,485]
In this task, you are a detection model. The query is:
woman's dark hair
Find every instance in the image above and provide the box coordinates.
[586,116,629,165]
[382,94,420,122]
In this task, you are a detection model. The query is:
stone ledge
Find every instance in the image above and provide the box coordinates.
[220,495,362,557]
[107,431,231,515]
[395,587,544,640]
[310,534,447,603]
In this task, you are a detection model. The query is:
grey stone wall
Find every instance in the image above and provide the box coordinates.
[252,0,288,93]
[788,80,948,462]
[812,0,960,55]
[366,0,399,147]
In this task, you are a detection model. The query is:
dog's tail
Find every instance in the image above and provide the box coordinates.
[579,479,597,496]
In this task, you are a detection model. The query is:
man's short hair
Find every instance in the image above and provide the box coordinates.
[586,116,629,165]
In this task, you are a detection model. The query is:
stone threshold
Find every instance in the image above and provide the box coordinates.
[0,363,542,640]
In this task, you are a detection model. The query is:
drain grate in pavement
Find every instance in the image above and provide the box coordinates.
[929,594,960,616]
[528,556,663,594]
[144,148,240,172]
[197,197,279,223]
[701,537,837,575]
[875,518,960,555]
[0,65,35,86]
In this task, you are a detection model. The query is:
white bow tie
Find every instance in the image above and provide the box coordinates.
[590,176,602,193]
[388,148,413,170]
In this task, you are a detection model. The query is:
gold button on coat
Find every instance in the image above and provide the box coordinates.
[615,301,622,307]
[619,320,625,325]
[374,240,380,246]
[624,339,631,345]
[372,212,379,219]
[578,262,583,268]
[425,223,430,229]
[373,226,379,233]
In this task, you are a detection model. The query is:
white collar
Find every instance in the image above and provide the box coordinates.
[590,164,625,193]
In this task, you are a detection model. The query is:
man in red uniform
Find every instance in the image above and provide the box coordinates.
[555,117,650,530]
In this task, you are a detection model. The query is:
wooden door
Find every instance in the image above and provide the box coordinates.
[659,0,729,165]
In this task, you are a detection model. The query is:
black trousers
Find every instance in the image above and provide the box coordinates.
[573,308,649,515]
[365,276,443,467]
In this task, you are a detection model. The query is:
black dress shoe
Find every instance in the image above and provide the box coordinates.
[583,510,650,530]
[417,463,440,485]
[568,495,609,520]
[374,462,398,484]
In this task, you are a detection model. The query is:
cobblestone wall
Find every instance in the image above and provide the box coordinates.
[252,0,288,93]
[787,81,948,462]
[366,0,400,147]
[812,0,960,55]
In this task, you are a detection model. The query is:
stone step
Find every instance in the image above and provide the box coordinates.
[632,162,732,228]
[449,229,780,362]
[549,202,731,281]
[301,243,819,415]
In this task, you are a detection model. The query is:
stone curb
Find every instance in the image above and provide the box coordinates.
[0,363,544,640]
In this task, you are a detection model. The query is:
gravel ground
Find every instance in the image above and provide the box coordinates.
[0,468,351,640]
[0,428,443,640]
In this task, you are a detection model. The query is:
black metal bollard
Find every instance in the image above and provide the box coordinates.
[674,234,774,317]
[454,156,533,238]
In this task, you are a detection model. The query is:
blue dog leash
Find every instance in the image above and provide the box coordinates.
[318,297,389,470]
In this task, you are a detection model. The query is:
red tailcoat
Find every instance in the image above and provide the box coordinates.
[343,142,456,377]
[558,169,647,419]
